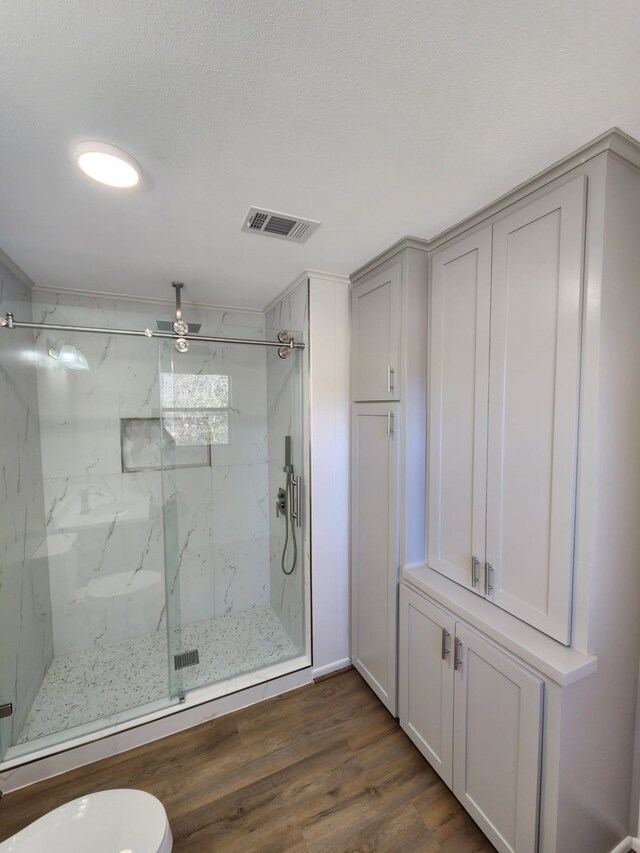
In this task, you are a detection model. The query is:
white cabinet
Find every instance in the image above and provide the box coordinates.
[399,584,543,853]
[355,132,640,853]
[427,226,492,592]
[351,263,401,401]
[349,243,429,715]
[486,177,585,642]
[453,624,543,853]
[398,586,454,785]
[350,403,399,713]
[427,176,586,643]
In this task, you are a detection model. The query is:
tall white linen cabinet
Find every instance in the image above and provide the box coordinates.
[349,129,640,853]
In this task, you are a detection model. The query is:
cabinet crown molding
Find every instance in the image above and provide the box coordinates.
[350,237,429,283]
[350,127,640,276]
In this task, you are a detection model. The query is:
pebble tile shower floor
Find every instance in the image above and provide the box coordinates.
[17,607,298,744]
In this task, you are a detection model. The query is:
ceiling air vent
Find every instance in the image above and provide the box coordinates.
[242,207,320,243]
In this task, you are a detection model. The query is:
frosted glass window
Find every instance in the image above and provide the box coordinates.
[160,373,229,409]
[160,373,230,446]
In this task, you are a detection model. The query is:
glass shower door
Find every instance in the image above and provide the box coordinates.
[158,325,306,700]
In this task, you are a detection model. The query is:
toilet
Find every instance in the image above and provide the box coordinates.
[0,789,172,852]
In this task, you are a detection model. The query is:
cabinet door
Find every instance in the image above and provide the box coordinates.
[427,227,492,591]
[453,624,543,853]
[350,403,399,714]
[351,264,401,401]
[398,585,454,786]
[486,176,586,643]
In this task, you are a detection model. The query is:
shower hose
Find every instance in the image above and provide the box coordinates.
[281,473,297,576]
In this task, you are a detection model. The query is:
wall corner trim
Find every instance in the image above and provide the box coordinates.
[0,247,36,291]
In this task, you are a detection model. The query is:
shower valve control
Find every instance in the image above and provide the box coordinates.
[276,487,287,517]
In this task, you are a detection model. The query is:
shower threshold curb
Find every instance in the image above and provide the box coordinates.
[0,656,311,789]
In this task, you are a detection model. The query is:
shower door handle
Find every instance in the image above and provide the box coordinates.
[291,476,301,527]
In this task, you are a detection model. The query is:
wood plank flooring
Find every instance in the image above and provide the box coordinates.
[0,670,496,852]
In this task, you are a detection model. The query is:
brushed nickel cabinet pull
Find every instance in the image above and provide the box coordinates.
[441,627,450,660]
[472,555,480,588]
[454,638,463,671]
[485,562,494,596]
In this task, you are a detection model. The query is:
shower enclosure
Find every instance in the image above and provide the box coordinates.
[0,282,308,765]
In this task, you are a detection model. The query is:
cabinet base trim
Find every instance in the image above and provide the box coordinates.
[312,658,352,680]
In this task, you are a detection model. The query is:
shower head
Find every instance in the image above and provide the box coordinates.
[156,320,201,333]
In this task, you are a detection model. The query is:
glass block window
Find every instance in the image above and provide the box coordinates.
[160,373,230,446]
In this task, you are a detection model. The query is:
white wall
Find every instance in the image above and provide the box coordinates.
[265,271,350,677]
[307,274,350,677]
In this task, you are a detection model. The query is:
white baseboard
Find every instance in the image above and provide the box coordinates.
[610,836,640,853]
[312,657,352,680]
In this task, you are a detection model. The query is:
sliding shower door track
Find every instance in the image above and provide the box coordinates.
[0,313,305,353]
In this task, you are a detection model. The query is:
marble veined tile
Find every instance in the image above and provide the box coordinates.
[0,265,53,755]
[16,607,297,745]
[0,276,42,503]
[43,474,160,655]
[36,333,121,479]
[213,536,270,616]
[32,292,121,480]
[211,463,270,546]
[31,291,117,331]
[116,334,160,419]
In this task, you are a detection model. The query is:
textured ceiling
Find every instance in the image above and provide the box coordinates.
[1,0,640,309]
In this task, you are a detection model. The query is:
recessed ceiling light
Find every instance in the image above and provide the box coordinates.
[74,141,140,188]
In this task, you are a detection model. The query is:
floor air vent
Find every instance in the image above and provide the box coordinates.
[242,207,320,243]
[174,649,200,670]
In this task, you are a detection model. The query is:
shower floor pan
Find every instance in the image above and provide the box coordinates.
[16,606,298,745]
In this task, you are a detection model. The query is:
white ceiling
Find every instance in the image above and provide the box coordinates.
[1,0,640,310]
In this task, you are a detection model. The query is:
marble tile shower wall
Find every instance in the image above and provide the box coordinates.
[266,281,308,652]
[32,291,271,656]
[0,267,52,749]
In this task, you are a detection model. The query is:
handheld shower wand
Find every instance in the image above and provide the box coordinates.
[277,435,300,575]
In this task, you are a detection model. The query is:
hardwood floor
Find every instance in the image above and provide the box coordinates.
[0,670,495,852]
